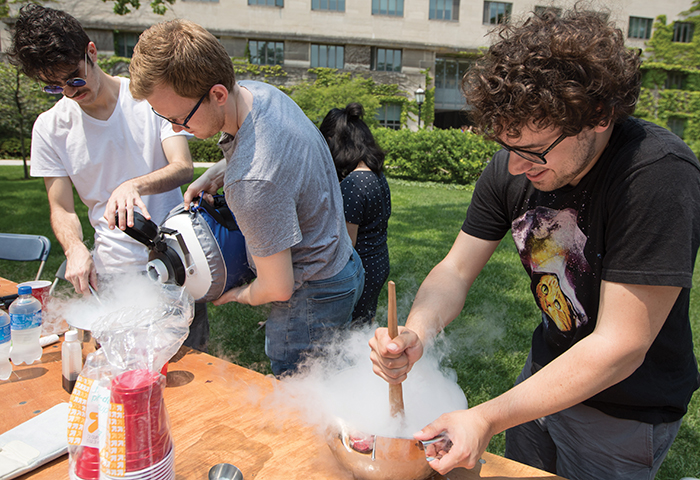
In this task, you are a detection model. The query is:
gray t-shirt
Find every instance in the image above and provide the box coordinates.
[220,80,353,289]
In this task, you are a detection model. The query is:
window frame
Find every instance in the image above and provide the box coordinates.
[248,0,284,7]
[483,1,512,25]
[371,0,404,17]
[310,44,345,69]
[311,0,345,11]
[665,71,687,90]
[673,22,694,43]
[429,0,459,21]
[628,16,653,39]
[371,48,402,72]
[114,31,140,58]
[248,40,285,66]
[376,103,402,129]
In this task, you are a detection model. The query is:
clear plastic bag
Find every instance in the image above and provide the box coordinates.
[66,284,193,479]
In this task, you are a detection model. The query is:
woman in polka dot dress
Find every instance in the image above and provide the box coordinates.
[320,103,391,325]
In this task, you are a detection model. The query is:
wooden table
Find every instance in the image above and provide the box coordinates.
[0,277,566,480]
[0,276,17,297]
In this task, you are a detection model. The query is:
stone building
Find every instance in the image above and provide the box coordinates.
[0,0,693,129]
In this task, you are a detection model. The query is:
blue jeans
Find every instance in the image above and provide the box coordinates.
[265,249,365,376]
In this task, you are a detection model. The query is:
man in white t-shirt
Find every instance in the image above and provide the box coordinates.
[9,4,208,350]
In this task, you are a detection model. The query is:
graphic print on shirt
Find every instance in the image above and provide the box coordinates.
[512,206,590,349]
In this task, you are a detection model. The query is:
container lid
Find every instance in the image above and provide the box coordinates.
[65,330,78,342]
[17,285,32,295]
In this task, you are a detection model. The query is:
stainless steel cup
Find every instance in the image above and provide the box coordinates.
[208,463,243,480]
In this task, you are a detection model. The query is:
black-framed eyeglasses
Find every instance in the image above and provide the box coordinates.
[42,53,89,94]
[151,92,208,129]
[495,132,568,165]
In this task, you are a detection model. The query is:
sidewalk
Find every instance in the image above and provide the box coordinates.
[0,159,217,167]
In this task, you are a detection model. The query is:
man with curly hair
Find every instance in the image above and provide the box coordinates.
[370,9,700,479]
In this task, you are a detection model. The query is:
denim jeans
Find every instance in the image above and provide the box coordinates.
[265,249,365,376]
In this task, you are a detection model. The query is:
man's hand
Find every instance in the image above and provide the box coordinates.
[184,159,225,210]
[104,180,151,230]
[369,327,424,384]
[414,407,495,475]
[213,284,248,305]
[64,245,98,296]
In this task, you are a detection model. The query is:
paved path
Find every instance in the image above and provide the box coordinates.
[0,160,217,167]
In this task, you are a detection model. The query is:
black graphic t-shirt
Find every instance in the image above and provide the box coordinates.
[463,117,700,424]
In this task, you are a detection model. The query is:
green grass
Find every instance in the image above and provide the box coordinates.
[1,165,698,479]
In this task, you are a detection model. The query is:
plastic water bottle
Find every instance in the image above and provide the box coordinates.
[0,309,11,380]
[9,285,42,365]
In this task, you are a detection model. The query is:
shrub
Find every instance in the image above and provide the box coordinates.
[0,137,30,158]
[188,137,222,163]
[373,128,498,185]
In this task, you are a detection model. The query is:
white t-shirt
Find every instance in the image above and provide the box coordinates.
[30,77,186,274]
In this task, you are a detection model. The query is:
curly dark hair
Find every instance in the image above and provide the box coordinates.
[319,103,386,180]
[462,8,642,140]
[8,4,91,81]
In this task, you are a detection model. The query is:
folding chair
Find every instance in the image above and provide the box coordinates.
[0,233,52,281]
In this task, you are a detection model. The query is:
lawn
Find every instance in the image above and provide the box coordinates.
[1,165,698,479]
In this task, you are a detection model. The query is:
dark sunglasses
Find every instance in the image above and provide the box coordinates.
[495,132,568,165]
[151,92,208,129]
[42,53,89,95]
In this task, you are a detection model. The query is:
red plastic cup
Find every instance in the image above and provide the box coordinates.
[110,370,171,471]
[73,446,100,480]
[17,280,52,310]
[111,370,164,416]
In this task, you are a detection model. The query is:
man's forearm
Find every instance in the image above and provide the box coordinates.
[51,208,88,258]
[125,160,193,197]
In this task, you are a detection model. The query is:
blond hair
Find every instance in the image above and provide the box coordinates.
[129,19,235,100]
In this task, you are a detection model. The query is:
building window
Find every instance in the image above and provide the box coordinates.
[673,22,694,43]
[483,1,511,24]
[667,117,686,138]
[371,48,402,72]
[534,5,561,17]
[430,0,459,20]
[312,0,344,11]
[311,44,344,68]
[665,71,686,90]
[372,0,404,16]
[628,16,653,39]
[249,40,284,65]
[114,32,139,58]
[434,57,473,109]
[248,0,283,6]
[376,103,401,129]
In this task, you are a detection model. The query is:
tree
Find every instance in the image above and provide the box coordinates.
[0,62,53,178]
[289,68,405,127]
[104,0,174,15]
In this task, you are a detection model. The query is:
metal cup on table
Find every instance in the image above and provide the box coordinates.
[208,463,243,480]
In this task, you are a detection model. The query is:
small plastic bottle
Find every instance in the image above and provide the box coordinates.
[0,309,11,380]
[62,329,82,394]
[9,285,43,366]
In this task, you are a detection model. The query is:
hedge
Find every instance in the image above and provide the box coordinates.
[374,128,498,185]
[188,137,222,163]
[188,128,498,186]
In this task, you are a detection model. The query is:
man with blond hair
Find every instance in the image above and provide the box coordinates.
[129,19,364,376]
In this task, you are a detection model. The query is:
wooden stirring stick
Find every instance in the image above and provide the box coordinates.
[387,281,405,417]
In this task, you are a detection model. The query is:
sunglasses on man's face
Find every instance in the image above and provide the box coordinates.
[42,53,89,95]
